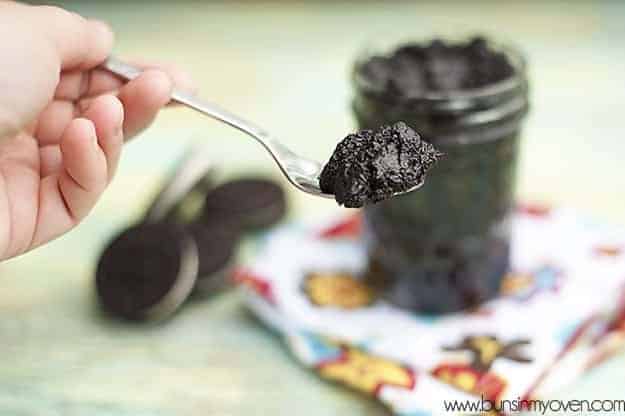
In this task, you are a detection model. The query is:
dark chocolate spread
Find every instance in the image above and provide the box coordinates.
[319,122,442,208]
[359,37,515,98]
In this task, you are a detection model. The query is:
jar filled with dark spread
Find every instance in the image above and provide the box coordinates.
[352,37,529,313]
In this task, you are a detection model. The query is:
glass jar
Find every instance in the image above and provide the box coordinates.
[353,38,529,313]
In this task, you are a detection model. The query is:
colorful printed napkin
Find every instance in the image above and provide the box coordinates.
[237,205,625,415]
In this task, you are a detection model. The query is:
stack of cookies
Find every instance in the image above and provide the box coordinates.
[94,149,287,322]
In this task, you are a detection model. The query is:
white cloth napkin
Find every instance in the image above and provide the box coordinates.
[239,206,625,415]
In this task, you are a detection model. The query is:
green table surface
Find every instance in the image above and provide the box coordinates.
[3,1,625,414]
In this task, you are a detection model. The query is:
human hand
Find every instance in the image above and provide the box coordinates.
[0,2,194,259]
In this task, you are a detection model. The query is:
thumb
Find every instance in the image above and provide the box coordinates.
[31,5,114,71]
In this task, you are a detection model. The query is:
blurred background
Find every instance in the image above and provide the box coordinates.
[1,1,624,414]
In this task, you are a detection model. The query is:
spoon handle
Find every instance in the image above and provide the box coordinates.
[101,57,327,198]
[101,57,269,140]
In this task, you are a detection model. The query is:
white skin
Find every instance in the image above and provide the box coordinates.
[0,1,196,260]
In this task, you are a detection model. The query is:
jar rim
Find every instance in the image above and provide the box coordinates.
[352,37,527,103]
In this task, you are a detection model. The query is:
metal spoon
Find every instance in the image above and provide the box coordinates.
[101,57,424,200]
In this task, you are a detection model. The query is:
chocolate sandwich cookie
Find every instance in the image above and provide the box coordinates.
[187,221,238,297]
[202,178,287,231]
[96,223,199,321]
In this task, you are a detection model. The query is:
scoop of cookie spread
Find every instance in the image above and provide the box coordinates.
[319,122,442,208]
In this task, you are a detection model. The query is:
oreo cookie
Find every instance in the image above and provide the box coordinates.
[94,171,288,321]
[187,221,238,297]
[202,178,287,231]
[95,223,198,321]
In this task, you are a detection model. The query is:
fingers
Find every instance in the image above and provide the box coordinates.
[30,5,114,71]
[39,70,170,173]
[31,96,124,248]
[53,70,93,102]
[122,60,197,95]
[81,95,124,182]
[30,175,75,249]
[59,119,108,205]
[54,64,196,101]
[35,101,76,146]
[55,69,119,102]
[39,145,63,177]
[46,63,193,144]
[30,118,109,247]
[117,70,173,138]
